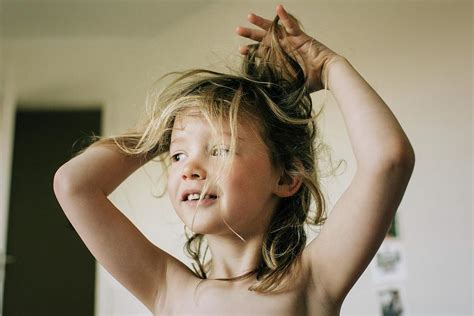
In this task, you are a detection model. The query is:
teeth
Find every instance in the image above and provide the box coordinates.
[186,193,215,201]
[187,193,200,201]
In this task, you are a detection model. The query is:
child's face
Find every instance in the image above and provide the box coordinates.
[167,110,282,237]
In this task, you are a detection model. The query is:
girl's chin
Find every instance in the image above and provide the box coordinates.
[183,222,224,235]
[176,210,223,233]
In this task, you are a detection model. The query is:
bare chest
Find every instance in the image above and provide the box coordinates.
[156,271,339,316]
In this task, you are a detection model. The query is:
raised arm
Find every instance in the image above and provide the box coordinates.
[55,143,147,196]
[324,57,414,167]
[306,56,415,304]
[53,142,176,313]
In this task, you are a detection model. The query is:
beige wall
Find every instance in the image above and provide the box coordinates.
[1,1,472,315]
[0,0,17,311]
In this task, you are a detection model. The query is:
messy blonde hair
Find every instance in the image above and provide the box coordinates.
[80,13,344,294]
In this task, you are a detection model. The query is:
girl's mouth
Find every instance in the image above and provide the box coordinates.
[183,195,218,207]
[181,192,219,207]
[185,193,218,201]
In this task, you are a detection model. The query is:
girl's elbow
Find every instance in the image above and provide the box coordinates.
[374,146,415,172]
[53,166,80,197]
[396,145,415,169]
[53,167,68,196]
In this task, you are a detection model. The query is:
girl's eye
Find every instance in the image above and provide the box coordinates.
[210,145,230,157]
[170,153,186,162]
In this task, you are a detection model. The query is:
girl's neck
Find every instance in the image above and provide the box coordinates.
[205,233,266,282]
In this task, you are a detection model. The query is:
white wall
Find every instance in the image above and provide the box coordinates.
[1,1,472,315]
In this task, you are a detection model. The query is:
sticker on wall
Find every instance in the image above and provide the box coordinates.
[370,239,407,284]
[376,283,409,316]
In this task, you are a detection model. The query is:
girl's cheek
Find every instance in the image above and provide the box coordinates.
[227,175,252,194]
[167,171,179,196]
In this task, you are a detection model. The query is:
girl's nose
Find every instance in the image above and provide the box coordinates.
[181,161,207,180]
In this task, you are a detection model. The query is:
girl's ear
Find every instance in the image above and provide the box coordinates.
[273,171,302,198]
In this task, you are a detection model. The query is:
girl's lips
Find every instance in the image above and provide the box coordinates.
[181,190,218,201]
[183,197,219,207]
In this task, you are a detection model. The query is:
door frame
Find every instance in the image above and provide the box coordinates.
[0,73,17,316]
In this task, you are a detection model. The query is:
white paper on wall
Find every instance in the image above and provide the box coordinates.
[370,238,407,284]
[375,283,410,316]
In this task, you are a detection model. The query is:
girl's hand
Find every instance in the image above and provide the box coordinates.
[236,4,346,92]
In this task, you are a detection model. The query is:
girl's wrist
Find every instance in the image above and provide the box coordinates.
[322,55,348,90]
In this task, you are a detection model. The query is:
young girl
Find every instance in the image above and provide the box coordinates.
[53,5,415,316]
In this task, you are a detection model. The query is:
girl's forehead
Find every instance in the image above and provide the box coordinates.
[173,111,223,130]
[172,112,250,135]
[171,111,266,146]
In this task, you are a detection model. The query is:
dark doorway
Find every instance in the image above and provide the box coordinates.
[2,109,101,316]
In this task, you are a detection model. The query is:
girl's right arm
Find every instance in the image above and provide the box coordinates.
[53,143,173,313]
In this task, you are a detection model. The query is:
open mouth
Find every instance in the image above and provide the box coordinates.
[181,192,219,202]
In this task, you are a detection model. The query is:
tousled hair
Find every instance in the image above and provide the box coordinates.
[79,12,344,294]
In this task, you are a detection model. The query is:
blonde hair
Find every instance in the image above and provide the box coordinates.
[79,12,344,294]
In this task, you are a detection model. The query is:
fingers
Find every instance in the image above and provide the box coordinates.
[236,7,295,55]
[235,26,266,42]
[236,12,270,56]
[247,13,272,31]
[238,45,250,55]
[276,4,300,35]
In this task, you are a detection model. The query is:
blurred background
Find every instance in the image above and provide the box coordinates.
[0,0,472,315]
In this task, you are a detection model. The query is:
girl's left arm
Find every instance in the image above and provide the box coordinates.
[324,57,415,167]
[305,57,415,306]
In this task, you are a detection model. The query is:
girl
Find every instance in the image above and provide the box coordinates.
[53,5,415,316]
